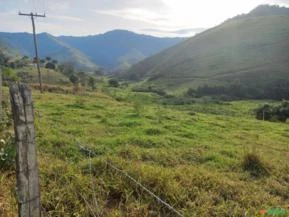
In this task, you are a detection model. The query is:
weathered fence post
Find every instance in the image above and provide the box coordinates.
[10,84,40,217]
[0,68,2,122]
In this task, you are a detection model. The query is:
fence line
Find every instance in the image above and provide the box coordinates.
[78,145,184,217]
[88,150,100,217]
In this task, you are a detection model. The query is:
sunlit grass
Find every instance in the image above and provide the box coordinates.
[1,86,289,216]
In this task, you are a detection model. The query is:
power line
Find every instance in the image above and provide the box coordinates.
[18,12,46,93]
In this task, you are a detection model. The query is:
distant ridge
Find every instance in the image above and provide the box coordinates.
[0,32,98,70]
[58,30,184,70]
[0,30,184,71]
[249,4,289,16]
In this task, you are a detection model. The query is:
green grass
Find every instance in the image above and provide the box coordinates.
[1,87,289,216]
[14,66,69,85]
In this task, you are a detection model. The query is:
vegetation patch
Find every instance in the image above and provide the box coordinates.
[242,153,270,177]
[144,128,162,136]
[255,101,289,122]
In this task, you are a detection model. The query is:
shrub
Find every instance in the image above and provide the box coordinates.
[88,76,96,90]
[2,67,19,84]
[255,101,289,122]
[108,79,119,87]
[0,136,16,171]
[45,62,56,70]
[242,153,270,177]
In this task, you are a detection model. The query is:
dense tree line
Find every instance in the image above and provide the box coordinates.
[187,81,289,100]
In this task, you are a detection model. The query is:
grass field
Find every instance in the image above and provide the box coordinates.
[1,86,289,217]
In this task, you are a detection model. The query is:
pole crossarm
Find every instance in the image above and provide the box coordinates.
[18,12,46,17]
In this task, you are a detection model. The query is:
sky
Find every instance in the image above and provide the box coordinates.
[0,0,289,37]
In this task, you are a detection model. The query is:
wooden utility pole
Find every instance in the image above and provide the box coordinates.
[10,84,41,217]
[18,12,45,93]
[0,68,2,122]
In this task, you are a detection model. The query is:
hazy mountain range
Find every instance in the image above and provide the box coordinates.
[125,5,289,94]
[0,30,184,71]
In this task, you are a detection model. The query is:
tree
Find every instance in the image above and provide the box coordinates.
[255,104,274,121]
[69,74,79,85]
[45,62,56,70]
[77,71,87,87]
[108,78,119,87]
[255,101,289,122]
[58,62,75,76]
[88,76,96,90]
[46,56,51,61]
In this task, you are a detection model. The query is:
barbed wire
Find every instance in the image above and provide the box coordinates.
[78,144,184,217]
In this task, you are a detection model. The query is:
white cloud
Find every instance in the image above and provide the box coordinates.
[92,8,169,26]
[0,0,288,36]
[50,14,84,22]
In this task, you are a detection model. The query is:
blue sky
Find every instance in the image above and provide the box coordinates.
[0,0,288,37]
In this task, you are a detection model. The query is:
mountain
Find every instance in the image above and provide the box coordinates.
[126,5,289,98]
[0,30,183,71]
[0,32,98,70]
[58,30,184,70]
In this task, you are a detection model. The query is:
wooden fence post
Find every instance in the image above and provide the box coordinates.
[10,84,40,217]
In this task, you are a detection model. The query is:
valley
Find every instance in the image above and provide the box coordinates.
[0,3,289,217]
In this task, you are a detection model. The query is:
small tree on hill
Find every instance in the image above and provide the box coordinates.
[59,62,75,76]
[45,62,56,70]
[69,74,79,93]
[108,78,119,87]
[69,74,79,85]
[88,76,96,90]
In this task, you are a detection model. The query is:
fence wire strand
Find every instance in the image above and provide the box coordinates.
[89,150,100,217]
[79,145,184,217]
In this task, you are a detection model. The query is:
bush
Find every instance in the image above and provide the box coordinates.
[0,136,16,171]
[45,62,56,70]
[2,67,19,83]
[108,79,119,87]
[88,76,96,90]
[242,153,270,177]
[255,101,289,122]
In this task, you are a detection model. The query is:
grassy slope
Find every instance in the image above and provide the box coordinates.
[1,87,289,216]
[127,15,289,92]
[14,66,69,85]
[0,32,98,70]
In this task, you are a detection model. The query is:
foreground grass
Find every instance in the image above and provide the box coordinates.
[1,87,289,216]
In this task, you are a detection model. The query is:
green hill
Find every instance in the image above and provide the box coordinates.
[126,5,289,99]
[0,32,98,70]
[58,30,184,70]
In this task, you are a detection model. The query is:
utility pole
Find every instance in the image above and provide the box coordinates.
[0,68,2,122]
[18,12,45,93]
